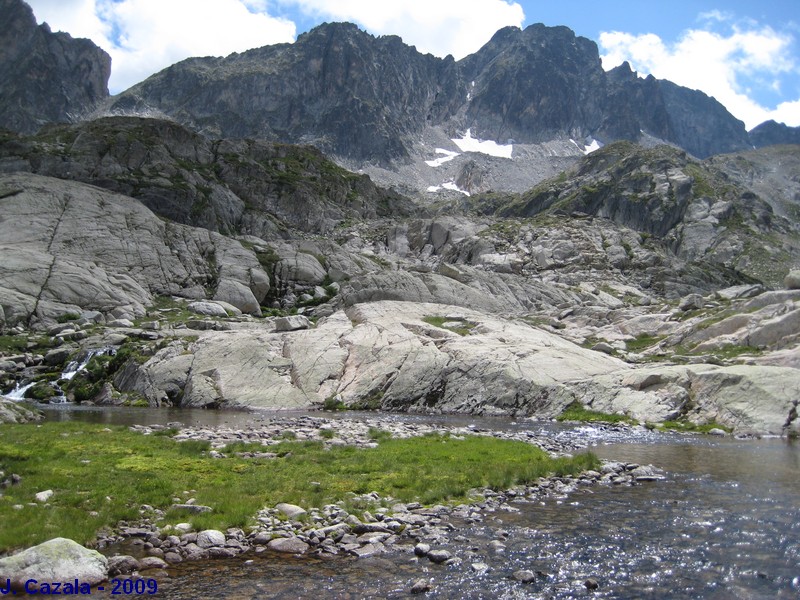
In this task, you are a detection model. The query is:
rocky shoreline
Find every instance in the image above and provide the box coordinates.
[91,417,664,582]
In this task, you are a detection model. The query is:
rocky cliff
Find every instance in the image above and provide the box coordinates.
[0,117,416,236]
[0,0,110,134]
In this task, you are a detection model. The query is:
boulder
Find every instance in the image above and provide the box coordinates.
[275,503,307,519]
[679,293,705,311]
[274,315,312,332]
[785,270,800,290]
[195,529,226,549]
[0,538,108,592]
[0,398,43,424]
[188,302,229,318]
[267,537,310,554]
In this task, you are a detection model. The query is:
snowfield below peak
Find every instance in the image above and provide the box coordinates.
[452,129,513,159]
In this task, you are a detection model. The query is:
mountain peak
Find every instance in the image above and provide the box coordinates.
[0,0,110,134]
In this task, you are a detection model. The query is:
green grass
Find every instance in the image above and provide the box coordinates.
[422,316,476,336]
[0,423,599,553]
[656,420,732,434]
[625,334,665,353]
[557,401,637,425]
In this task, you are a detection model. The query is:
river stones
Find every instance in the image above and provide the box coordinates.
[267,537,310,554]
[195,529,226,548]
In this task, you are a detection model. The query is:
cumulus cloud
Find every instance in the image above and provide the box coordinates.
[285,0,525,59]
[599,21,800,129]
[27,0,297,93]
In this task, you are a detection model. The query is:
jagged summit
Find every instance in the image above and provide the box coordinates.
[0,0,110,134]
[100,19,752,173]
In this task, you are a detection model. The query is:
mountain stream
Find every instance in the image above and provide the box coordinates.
[35,406,800,599]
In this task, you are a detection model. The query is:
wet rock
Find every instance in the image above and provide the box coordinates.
[585,578,600,590]
[471,562,490,574]
[512,569,536,583]
[410,578,431,594]
[139,556,168,570]
[107,555,140,576]
[414,543,430,557]
[349,542,384,558]
[427,549,452,564]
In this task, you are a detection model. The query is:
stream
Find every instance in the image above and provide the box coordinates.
[31,405,800,599]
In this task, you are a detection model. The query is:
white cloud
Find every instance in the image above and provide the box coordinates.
[286,0,525,59]
[27,0,297,93]
[26,0,111,43]
[599,23,800,129]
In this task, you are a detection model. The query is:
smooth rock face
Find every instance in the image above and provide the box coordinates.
[118,301,627,413]
[0,537,108,591]
[188,302,229,318]
[0,173,268,325]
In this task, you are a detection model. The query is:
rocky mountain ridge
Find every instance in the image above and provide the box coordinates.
[107,21,753,168]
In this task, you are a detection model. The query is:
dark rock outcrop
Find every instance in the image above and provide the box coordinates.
[0,116,417,236]
[0,0,110,134]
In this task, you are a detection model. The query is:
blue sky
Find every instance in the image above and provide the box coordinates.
[25,0,800,129]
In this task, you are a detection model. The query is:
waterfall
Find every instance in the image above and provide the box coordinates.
[3,381,35,401]
[2,347,115,402]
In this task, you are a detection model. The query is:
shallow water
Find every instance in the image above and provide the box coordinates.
[39,407,800,599]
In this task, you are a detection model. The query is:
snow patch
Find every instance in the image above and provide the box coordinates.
[425,148,460,167]
[427,181,470,196]
[452,129,513,159]
[442,181,470,196]
[570,138,603,155]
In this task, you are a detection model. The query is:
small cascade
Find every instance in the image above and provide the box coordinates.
[61,347,115,381]
[3,381,35,401]
[2,347,115,403]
